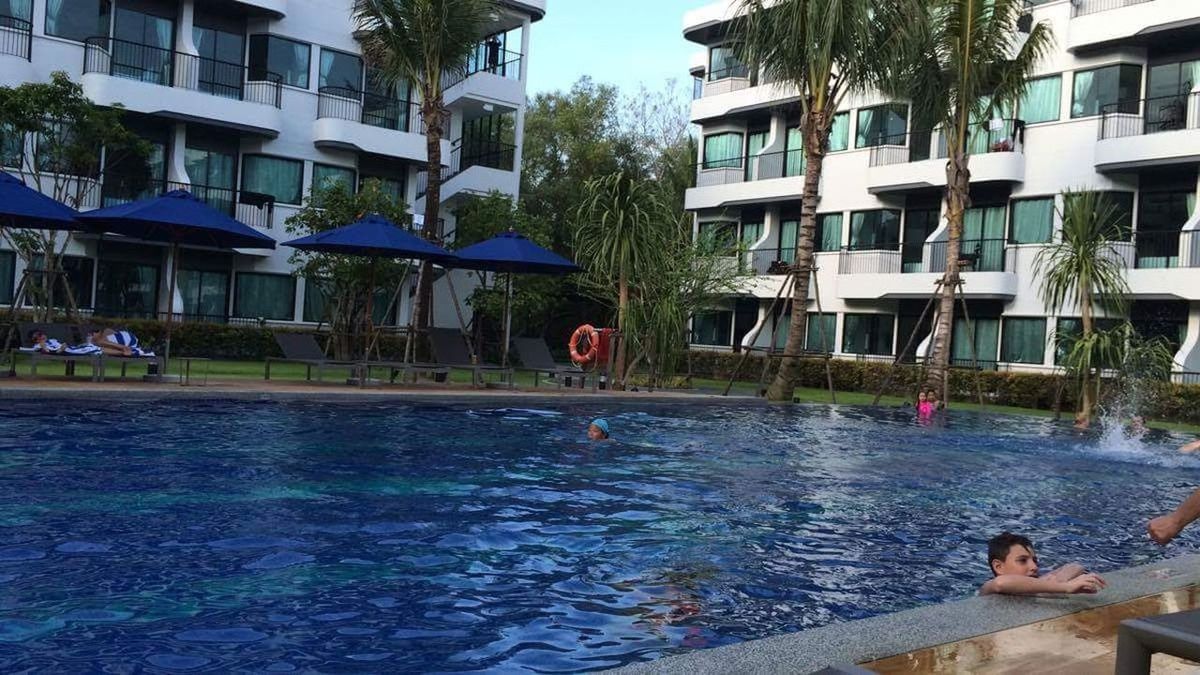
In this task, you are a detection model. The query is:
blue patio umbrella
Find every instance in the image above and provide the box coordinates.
[77,189,276,376]
[450,230,580,367]
[283,214,457,360]
[0,170,80,231]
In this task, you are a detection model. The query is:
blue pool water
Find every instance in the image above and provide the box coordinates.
[1,399,1199,672]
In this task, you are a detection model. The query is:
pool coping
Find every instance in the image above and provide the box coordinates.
[610,553,1200,674]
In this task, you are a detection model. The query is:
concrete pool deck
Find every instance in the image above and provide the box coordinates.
[614,555,1200,674]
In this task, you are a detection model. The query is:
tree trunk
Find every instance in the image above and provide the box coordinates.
[766,110,827,402]
[615,270,628,388]
[411,95,444,355]
[924,143,971,398]
[1077,282,1095,427]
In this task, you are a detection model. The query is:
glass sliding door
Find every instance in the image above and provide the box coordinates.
[962,205,1006,271]
[177,268,230,318]
[96,259,159,318]
[186,145,238,214]
[113,8,175,85]
[193,25,245,99]
[902,208,939,272]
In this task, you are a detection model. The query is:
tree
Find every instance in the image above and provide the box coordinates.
[886,0,1053,398]
[0,71,149,320]
[354,0,497,342]
[1034,190,1130,427]
[285,180,412,360]
[733,0,908,402]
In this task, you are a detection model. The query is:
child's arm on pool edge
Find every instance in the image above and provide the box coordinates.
[980,573,1105,596]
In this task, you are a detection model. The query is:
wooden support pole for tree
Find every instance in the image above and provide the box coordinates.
[810,263,836,404]
[872,281,941,406]
[955,279,987,410]
[722,267,795,397]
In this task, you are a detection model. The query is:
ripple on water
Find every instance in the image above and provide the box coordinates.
[146,654,212,670]
[55,542,113,554]
[175,627,268,643]
[0,548,44,562]
[242,551,315,570]
[207,537,306,551]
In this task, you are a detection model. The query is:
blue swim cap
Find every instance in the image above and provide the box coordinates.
[590,418,610,437]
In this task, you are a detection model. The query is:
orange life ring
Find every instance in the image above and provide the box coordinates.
[569,324,600,366]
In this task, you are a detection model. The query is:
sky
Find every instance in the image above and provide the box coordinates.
[525,0,699,97]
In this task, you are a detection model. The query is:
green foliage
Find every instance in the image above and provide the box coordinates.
[1035,190,1131,317]
[284,181,412,360]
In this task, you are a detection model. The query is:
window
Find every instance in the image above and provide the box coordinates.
[177,269,229,318]
[1136,189,1195,269]
[740,221,763,248]
[1010,198,1054,244]
[1001,317,1046,364]
[234,272,294,320]
[828,112,850,152]
[962,205,1007,271]
[96,260,159,318]
[35,123,99,177]
[848,209,901,249]
[692,311,732,346]
[779,219,797,263]
[303,278,331,323]
[0,0,31,21]
[242,155,303,205]
[784,126,804,177]
[361,175,404,204]
[193,25,246,99]
[1054,317,1122,366]
[1064,191,1134,240]
[806,313,836,352]
[1019,75,1061,124]
[1,124,22,168]
[1071,64,1141,118]
[24,255,93,309]
[186,146,237,213]
[902,208,940,272]
[313,163,356,192]
[708,45,748,81]
[702,132,743,169]
[319,48,362,92]
[249,35,311,88]
[952,316,999,366]
[45,0,109,42]
[0,249,13,305]
[745,129,768,180]
[842,314,894,355]
[815,213,842,252]
[856,104,907,148]
[697,221,737,251]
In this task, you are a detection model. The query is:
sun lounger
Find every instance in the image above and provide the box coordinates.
[428,327,513,388]
[265,333,362,382]
[1116,608,1200,675]
[511,337,589,389]
[15,322,103,382]
[359,354,449,386]
[87,327,163,380]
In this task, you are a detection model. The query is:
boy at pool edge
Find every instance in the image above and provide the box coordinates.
[587,418,611,442]
[979,532,1106,596]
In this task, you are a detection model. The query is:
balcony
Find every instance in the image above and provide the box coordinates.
[866,120,1026,194]
[686,150,818,210]
[229,0,287,16]
[1125,231,1200,300]
[415,141,519,205]
[444,47,525,112]
[313,87,443,163]
[85,176,275,231]
[834,239,1018,300]
[683,0,740,43]
[0,13,30,61]
[1068,0,1200,52]
[1095,93,1200,171]
[81,38,283,137]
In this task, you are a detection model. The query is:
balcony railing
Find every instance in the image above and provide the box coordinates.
[83,37,283,108]
[838,239,1008,274]
[316,86,423,134]
[1133,230,1200,269]
[695,149,804,187]
[413,140,516,195]
[701,65,753,97]
[96,176,276,230]
[868,120,1026,167]
[443,47,523,89]
[1071,0,1154,18]
[1099,93,1200,139]
[0,13,32,60]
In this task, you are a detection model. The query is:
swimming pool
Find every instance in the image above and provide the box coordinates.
[0,399,1197,672]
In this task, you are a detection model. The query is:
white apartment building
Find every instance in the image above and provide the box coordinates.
[0,0,544,328]
[683,0,1200,384]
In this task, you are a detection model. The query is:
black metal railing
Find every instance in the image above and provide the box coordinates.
[1099,93,1198,139]
[1071,0,1153,18]
[316,86,424,134]
[0,13,32,61]
[415,139,518,194]
[695,149,804,186]
[926,238,1008,273]
[707,64,751,81]
[82,308,263,326]
[950,356,1000,371]
[444,47,523,89]
[83,37,283,107]
[868,120,1025,167]
[98,176,276,230]
[1134,230,1200,269]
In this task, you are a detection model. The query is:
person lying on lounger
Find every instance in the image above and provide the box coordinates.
[27,330,65,354]
[979,532,1106,596]
[89,328,155,357]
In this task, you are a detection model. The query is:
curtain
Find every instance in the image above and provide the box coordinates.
[953,317,999,364]
[236,273,294,320]
[817,214,842,252]
[319,50,335,89]
[855,108,875,148]
[291,41,310,87]
[96,261,158,317]
[703,133,742,169]
[963,206,1006,270]
[805,313,835,352]
[741,222,763,247]
[745,131,768,180]
[243,156,302,204]
[1071,69,1096,118]
[785,127,804,177]
[1,123,21,168]
[692,312,731,346]
[843,314,893,355]
[313,164,355,191]
[1020,76,1061,123]
[779,220,798,262]
[829,113,849,152]
[0,250,13,304]
[774,312,790,351]
[1011,198,1054,244]
[45,0,62,34]
[178,269,228,317]
[1002,318,1046,364]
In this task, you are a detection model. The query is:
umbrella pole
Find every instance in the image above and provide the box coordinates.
[502,273,513,369]
[164,241,179,381]
[443,269,475,363]
[403,263,422,366]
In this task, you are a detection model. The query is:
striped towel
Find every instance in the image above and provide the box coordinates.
[18,339,64,353]
[64,344,102,356]
[109,330,155,357]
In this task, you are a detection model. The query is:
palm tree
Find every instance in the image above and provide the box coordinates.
[1034,190,1131,427]
[733,0,907,402]
[354,0,497,339]
[575,171,670,387]
[885,0,1053,398]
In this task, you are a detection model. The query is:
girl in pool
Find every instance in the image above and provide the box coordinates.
[587,418,612,442]
[916,391,934,419]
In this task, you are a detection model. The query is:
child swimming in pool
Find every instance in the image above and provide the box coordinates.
[916,391,934,419]
[587,418,611,442]
[979,532,1106,596]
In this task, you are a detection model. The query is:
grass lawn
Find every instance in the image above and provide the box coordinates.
[6,353,1198,433]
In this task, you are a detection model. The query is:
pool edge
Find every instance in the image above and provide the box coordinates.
[608,553,1200,674]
